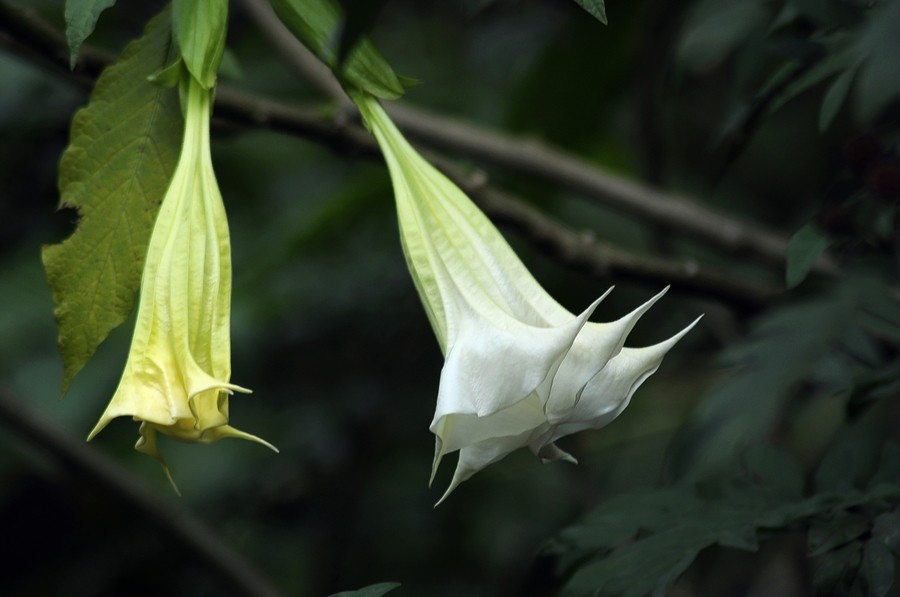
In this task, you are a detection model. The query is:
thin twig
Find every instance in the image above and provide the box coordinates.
[236,0,350,108]
[0,0,781,310]
[0,389,284,597]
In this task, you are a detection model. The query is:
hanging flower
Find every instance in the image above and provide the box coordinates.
[353,92,699,503]
[89,75,275,486]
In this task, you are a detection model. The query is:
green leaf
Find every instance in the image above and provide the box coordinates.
[555,488,779,596]
[172,0,228,89]
[808,514,870,557]
[65,0,117,69]
[327,582,401,597]
[815,420,880,493]
[742,444,805,500]
[552,464,900,597]
[819,65,857,131]
[668,296,851,481]
[854,0,900,123]
[42,9,182,394]
[766,38,856,117]
[873,512,900,555]
[861,538,895,597]
[786,222,829,288]
[268,0,404,99]
[572,0,607,24]
[814,542,863,596]
[677,0,768,72]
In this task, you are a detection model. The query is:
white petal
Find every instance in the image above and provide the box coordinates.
[435,425,547,506]
[430,296,604,456]
[545,287,670,423]
[542,315,702,447]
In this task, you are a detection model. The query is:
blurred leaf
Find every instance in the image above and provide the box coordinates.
[64,0,116,69]
[768,41,855,117]
[815,419,880,493]
[791,0,862,27]
[269,0,404,99]
[862,538,895,597]
[572,0,607,25]
[870,443,900,489]
[506,10,632,149]
[554,468,900,597]
[669,294,851,481]
[172,0,228,88]
[678,0,768,72]
[42,9,182,393]
[742,444,805,500]
[854,0,900,123]
[813,542,863,596]
[872,512,900,554]
[547,489,701,569]
[336,0,390,67]
[328,582,401,597]
[819,65,856,131]
[786,222,829,288]
[857,278,900,342]
[808,514,870,557]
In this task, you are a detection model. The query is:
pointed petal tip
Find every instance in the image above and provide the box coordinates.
[434,479,460,507]
[429,439,445,487]
[647,285,671,305]
[678,314,704,337]
[225,382,252,395]
[250,434,279,454]
[434,459,476,506]
[87,416,110,442]
[163,465,182,497]
[652,313,703,352]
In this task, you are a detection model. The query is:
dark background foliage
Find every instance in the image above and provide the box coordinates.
[0,0,899,595]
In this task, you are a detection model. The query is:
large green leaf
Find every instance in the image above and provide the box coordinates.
[268,0,404,99]
[65,0,117,69]
[42,9,182,394]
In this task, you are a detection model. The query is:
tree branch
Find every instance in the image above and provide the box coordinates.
[0,0,781,310]
[0,389,283,597]
[436,159,781,312]
[235,0,827,274]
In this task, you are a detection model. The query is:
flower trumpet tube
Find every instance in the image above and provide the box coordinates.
[89,75,276,484]
[352,92,700,503]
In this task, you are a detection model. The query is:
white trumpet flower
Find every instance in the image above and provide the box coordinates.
[353,92,699,503]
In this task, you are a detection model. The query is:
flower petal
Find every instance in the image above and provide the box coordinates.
[545,287,671,423]
[539,315,702,447]
[430,295,604,471]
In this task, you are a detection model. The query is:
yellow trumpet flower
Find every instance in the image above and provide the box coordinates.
[89,75,275,485]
